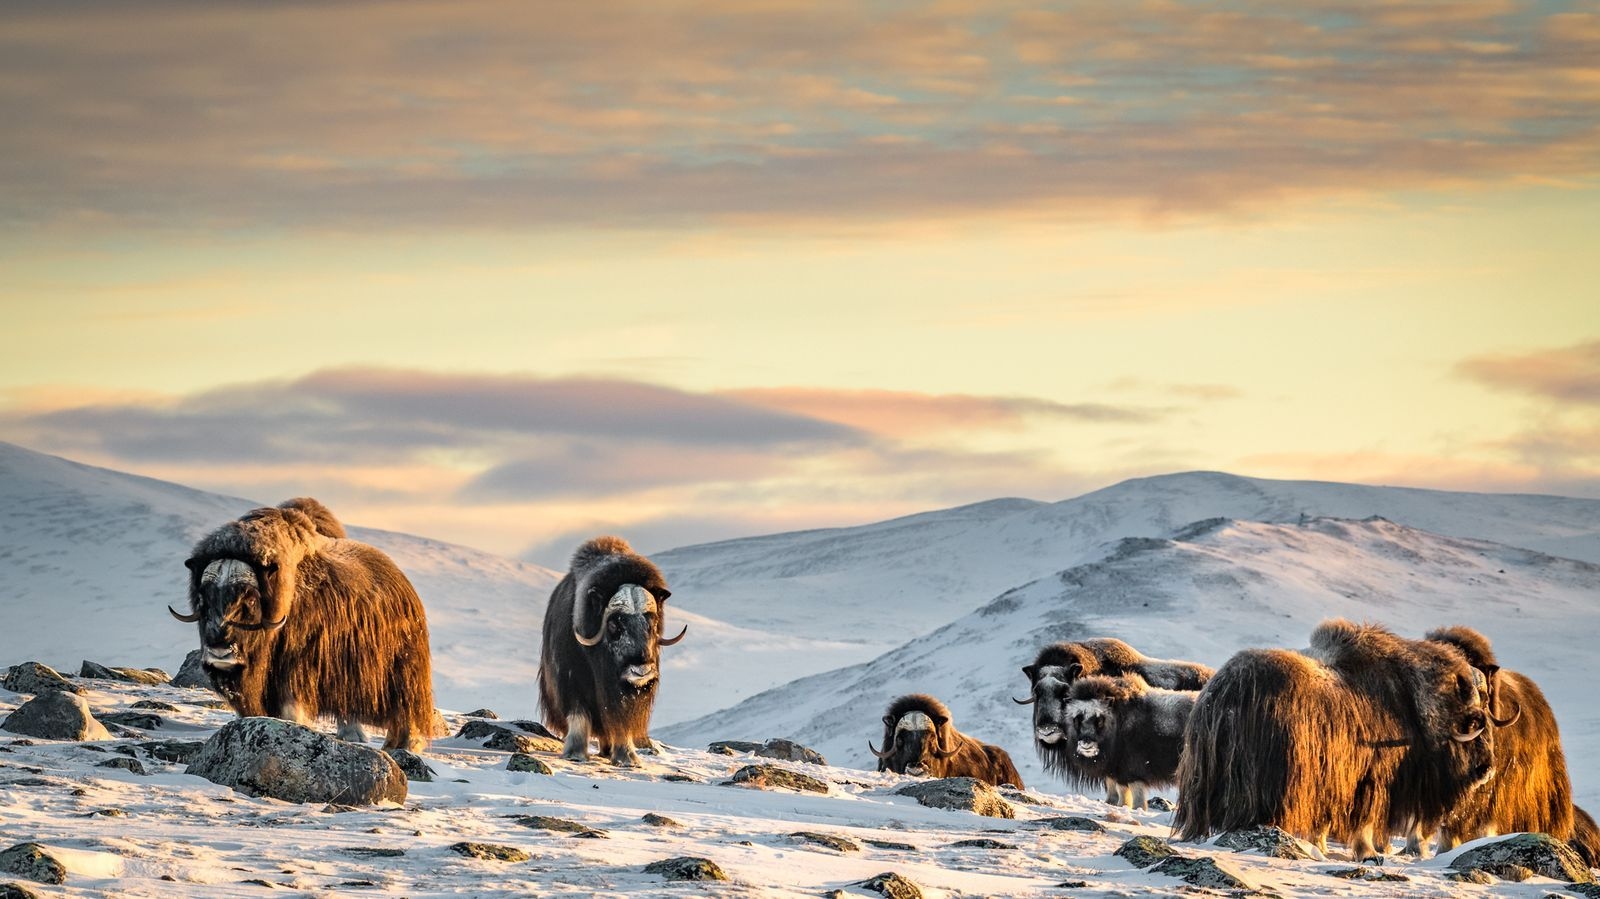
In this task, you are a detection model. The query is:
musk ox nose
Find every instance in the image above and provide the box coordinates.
[906,764,927,776]
[203,644,241,668]
[622,664,658,687]
[1035,725,1063,744]
[1075,740,1100,759]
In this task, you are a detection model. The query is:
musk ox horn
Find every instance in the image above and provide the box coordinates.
[930,724,960,759]
[168,604,202,623]
[659,624,689,646]
[572,587,609,647]
[1452,723,1486,743]
[867,739,894,759]
[234,614,288,632]
[1488,698,1522,728]
[1012,694,1036,705]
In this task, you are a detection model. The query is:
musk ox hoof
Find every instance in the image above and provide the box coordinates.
[610,746,642,767]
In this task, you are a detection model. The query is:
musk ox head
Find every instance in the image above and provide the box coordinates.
[171,507,325,670]
[1421,646,1503,789]
[1060,675,1141,775]
[569,538,685,693]
[1016,645,1097,755]
[868,695,959,777]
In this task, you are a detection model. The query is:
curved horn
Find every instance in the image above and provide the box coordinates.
[1488,698,1522,728]
[659,624,689,646]
[1452,724,1485,743]
[1012,694,1036,705]
[573,587,607,647]
[168,604,202,623]
[234,614,287,632]
[930,722,960,758]
[867,740,893,759]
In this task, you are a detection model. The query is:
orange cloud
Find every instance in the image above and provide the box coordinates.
[723,387,1157,438]
[1457,340,1600,405]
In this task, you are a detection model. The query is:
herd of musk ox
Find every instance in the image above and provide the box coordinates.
[167,498,1600,866]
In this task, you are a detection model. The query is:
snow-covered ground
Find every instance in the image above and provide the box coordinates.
[0,676,1579,898]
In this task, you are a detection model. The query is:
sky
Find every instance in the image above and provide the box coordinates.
[2,0,1598,565]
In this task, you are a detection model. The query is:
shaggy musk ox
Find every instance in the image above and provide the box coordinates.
[170,502,434,750]
[278,496,346,538]
[538,536,686,767]
[1574,806,1600,868]
[1402,626,1573,857]
[1055,674,1194,809]
[1018,638,1211,805]
[1175,620,1498,861]
[869,694,1024,789]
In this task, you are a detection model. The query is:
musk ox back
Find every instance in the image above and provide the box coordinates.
[538,536,686,767]
[1415,626,1572,855]
[1019,637,1211,804]
[869,694,1024,789]
[278,496,346,539]
[1175,620,1496,861]
[170,502,434,750]
[1058,674,1194,809]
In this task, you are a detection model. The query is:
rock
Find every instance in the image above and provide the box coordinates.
[1451,833,1595,884]
[643,856,727,882]
[385,749,434,782]
[756,738,826,766]
[1447,869,1496,885]
[1328,866,1409,882]
[136,740,205,764]
[1500,865,1535,882]
[642,813,680,827]
[950,838,1016,849]
[708,740,762,754]
[859,871,922,899]
[506,753,552,774]
[464,708,499,719]
[662,774,698,783]
[449,842,529,862]
[893,777,1014,819]
[1147,796,1175,811]
[483,730,562,754]
[186,717,406,806]
[99,712,163,730]
[340,847,405,858]
[2,663,80,696]
[1056,881,1089,889]
[727,764,830,794]
[96,757,147,775]
[0,882,42,898]
[865,839,917,851]
[1216,825,1315,860]
[1115,835,1180,868]
[505,719,558,739]
[790,832,860,852]
[454,719,505,741]
[78,661,168,685]
[1567,885,1600,898]
[131,700,180,712]
[1150,856,1256,891]
[0,844,65,885]
[88,809,125,817]
[1034,816,1106,833]
[171,650,210,688]
[1,692,111,741]
[510,815,593,835]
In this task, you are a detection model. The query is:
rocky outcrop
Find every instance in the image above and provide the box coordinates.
[1,692,111,741]
[893,777,1014,819]
[2,663,80,696]
[186,717,406,806]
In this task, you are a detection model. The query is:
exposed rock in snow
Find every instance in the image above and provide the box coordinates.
[78,661,168,685]
[186,717,406,805]
[0,844,64,886]
[1,692,110,741]
[170,650,209,688]
[1,663,79,696]
[642,856,727,882]
[894,777,1014,819]
[1450,833,1595,884]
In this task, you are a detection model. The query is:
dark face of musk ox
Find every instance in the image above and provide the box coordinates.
[880,712,947,777]
[1438,665,1497,787]
[180,558,280,674]
[1064,698,1113,773]
[1022,664,1079,750]
[582,584,665,694]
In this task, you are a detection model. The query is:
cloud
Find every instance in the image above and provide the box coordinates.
[721,387,1158,438]
[1456,340,1600,405]
[3,1,1597,232]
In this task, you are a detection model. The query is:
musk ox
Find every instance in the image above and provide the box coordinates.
[1054,674,1194,809]
[1175,620,1498,861]
[1574,806,1600,868]
[1018,638,1211,805]
[868,694,1024,789]
[538,536,686,767]
[169,502,434,750]
[1400,626,1570,857]
[277,496,346,538]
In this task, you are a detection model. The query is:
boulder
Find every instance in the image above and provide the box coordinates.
[643,857,726,882]
[130,700,179,712]
[1034,816,1106,833]
[642,813,680,828]
[1451,833,1595,884]
[859,872,922,899]
[171,650,210,688]
[1216,825,1316,860]
[483,730,561,754]
[790,832,860,852]
[449,842,529,862]
[0,881,42,898]
[1,663,80,696]
[1150,856,1256,890]
[755,738,826,765]
[726,764,829,794]
[1115,835,1180,868]
[950,838,1016,849]
[384,748,435,782]
[1,692,111,741]
[506,754,552,775]
[99,712,162,730]
[186,717,406,806]
[0,844,64,886]
[136,740,205,764]
[464,708,499,719]
[893,777,1014,819]
[96,757,147,775]
[78,661,168,686]
[708,740,762,755]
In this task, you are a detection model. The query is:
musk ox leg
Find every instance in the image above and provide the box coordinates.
[1129,783,1148,810]
[562,712,592,762]
[610,741,643,768]
[1401,824,1433,859]
[278,699,313,728]
[336,717,368,744]
[1103,779,1121,805]
[1348,824,1381,863]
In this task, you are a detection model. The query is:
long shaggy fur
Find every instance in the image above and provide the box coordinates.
[277,496,346,539]
[538,536,674,765]
[874,693,1024,789]
[181,504,434,750]
[1175,620,1496,860]
[1062,674,1194,798]
[1420,626,1575,853]
[1573,806,1600,868]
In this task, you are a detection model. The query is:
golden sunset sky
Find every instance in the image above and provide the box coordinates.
[2,1,1597,563]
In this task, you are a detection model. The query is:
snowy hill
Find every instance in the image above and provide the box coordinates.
[0,442,865,724]
[661,516,1600,808]
[655,470,1600,650]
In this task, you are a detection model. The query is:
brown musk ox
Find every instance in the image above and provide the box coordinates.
[869,693,1024,789]
[277,496,346,538]
[538,536,686,767]
[1574,806,1600,868]
[1017,637,1211,805]
[1056,674,1195,809]
[1400,625,1571,857]
[1174,619,1497,861]
[169,502,434,750]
